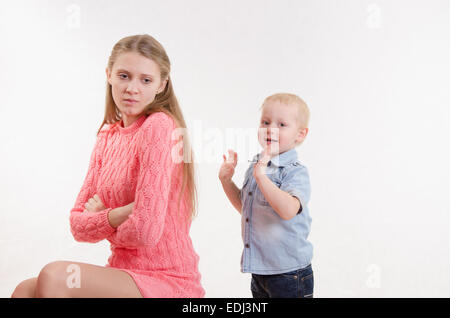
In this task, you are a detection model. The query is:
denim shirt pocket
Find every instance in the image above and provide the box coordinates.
[256,178,282,206]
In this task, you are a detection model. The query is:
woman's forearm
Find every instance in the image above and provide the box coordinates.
[107,206,129,228]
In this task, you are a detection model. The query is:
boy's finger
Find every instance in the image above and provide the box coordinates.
[260,149,271,163]
[227,150,236,163]
[226,150,233,163]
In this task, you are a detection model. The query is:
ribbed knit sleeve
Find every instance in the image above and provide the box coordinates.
[109,113,175,248]
[69,130,116,243]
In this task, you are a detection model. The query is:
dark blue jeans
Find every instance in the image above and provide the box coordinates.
[251,264,314,298]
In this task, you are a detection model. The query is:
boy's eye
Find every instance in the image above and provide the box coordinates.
[280,123,285,127]
[144,78,151,83]
[262,121,269,125]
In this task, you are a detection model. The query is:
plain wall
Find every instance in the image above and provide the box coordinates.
[1,0,449,297]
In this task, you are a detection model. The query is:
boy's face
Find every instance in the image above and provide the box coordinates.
[258,100,308,156]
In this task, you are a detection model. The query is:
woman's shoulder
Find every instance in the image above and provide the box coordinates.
[97,123,115,137]
[142,111,176,131]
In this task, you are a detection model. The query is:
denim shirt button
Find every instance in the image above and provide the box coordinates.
[245,244,250,248]
[249,191,252,196]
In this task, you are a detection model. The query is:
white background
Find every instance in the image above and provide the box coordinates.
[1,0,449,298]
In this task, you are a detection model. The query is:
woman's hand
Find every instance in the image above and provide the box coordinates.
[83,194,107,213]
[219,149,238,183]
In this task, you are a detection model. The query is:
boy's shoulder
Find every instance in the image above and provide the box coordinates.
[280,160,310,181]
[282,160,308,171]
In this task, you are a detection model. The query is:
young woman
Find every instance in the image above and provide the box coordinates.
[11,34,204,298]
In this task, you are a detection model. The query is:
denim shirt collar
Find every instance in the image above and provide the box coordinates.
[253,148,298,167]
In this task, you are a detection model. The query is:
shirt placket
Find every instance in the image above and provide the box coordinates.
[243,176,256,272]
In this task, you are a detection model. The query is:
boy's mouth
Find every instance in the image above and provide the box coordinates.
[266,138,278,143]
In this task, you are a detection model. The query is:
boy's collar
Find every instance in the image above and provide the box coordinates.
[253,148,298,167]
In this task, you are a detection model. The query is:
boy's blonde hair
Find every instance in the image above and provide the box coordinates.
[261,93,310,130]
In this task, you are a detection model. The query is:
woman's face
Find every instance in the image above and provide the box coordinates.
[106,51,167,124]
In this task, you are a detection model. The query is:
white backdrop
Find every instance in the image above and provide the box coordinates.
[1,0,450,298]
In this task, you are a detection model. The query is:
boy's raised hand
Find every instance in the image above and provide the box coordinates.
[219,149,238,182]
[253,146,275,179]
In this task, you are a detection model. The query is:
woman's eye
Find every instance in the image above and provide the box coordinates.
[280,123,285,127]
[144,78,151,83]
[119,74,127,79]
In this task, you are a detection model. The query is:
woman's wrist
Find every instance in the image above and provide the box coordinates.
[107,206,128,228]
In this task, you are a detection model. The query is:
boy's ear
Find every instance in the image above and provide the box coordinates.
[295,127,308,144]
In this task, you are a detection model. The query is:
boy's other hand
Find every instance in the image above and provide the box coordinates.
[253,147,272,179]
[219,149,238,182]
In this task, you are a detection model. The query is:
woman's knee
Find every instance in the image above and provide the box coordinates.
[36,261,71,298]
[11,277,37,298]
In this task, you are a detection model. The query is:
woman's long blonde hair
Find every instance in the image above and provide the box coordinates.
[97,34,197,219]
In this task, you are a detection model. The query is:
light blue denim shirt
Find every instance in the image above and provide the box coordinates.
[240,148,313,275]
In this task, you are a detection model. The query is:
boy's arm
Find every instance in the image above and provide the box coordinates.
[220,179,243,214]
[254,174,300,220]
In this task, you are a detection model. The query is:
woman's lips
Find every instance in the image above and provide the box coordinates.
[124,99,138,105]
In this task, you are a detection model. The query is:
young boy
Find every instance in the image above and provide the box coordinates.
[219,93,313,298]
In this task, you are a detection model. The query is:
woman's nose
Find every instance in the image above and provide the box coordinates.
[126,80,139,93]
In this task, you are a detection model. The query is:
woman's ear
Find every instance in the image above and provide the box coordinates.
[158,77,168,94]
[106,67,112,85]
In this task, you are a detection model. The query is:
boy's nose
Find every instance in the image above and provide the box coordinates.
[267,127,279,137]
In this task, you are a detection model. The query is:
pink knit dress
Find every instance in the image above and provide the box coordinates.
[69,112,204,298]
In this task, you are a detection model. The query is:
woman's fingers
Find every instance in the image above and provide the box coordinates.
[84,194,106,212]
[93,194,105,206]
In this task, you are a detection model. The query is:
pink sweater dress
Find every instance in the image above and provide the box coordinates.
[69,112,205,298]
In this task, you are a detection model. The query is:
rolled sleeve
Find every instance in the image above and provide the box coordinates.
[280,165,311,214]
